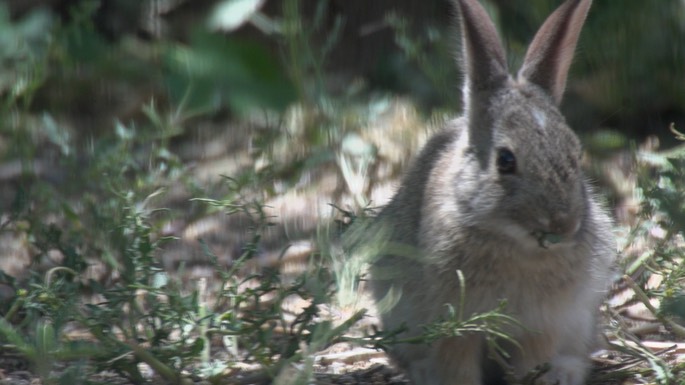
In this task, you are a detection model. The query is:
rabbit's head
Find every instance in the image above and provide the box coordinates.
[450,0,593,249]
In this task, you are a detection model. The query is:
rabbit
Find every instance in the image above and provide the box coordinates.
[364,0,616,384]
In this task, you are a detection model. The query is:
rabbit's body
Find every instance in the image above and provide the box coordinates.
[372,118,614,385]
[366,1,615,384]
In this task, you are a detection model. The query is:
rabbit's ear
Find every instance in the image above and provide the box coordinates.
[519,0,592,104]
[454,0,509,160]
[455,0,508,100]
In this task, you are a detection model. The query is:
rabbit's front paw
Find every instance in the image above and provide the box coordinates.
[537,355,588,385]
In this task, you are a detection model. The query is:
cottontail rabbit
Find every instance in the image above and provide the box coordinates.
[367,0,615,384]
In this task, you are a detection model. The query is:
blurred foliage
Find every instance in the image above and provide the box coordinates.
[0,5,53,109]
[629,132,685,307]
[0,0,362,383]
[610,129,685,383]
[5,0,684,137]
[164,29,295,113]
[1,1,295,122]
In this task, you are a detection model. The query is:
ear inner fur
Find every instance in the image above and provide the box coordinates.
[518,0,593,104]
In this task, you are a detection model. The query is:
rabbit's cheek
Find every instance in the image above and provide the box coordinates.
[495,220,533,243]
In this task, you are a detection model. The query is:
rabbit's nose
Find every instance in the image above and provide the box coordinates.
[532,214,580,248]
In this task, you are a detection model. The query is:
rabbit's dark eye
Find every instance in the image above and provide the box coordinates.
[496,148,516,174]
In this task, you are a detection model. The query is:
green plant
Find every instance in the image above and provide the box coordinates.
[384,12,458,108]
[625,126,685,315]
[606,125,685,383]
[0,114,201,383]
[193,176,366,383]
[280,0,343,107]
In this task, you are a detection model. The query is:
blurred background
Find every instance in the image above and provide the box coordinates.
[1,0,684,302]
[4,0,685,135]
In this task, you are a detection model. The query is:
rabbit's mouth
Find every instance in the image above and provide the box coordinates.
[531,231,564,249]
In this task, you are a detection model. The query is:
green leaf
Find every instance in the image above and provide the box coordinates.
[163,29,296,113]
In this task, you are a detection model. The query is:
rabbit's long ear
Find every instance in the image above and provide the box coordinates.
[519,0,592,104]
[454,0,508,160]
[455,0,508,107]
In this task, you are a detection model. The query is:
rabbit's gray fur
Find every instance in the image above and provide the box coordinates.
[367,0,615,384]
